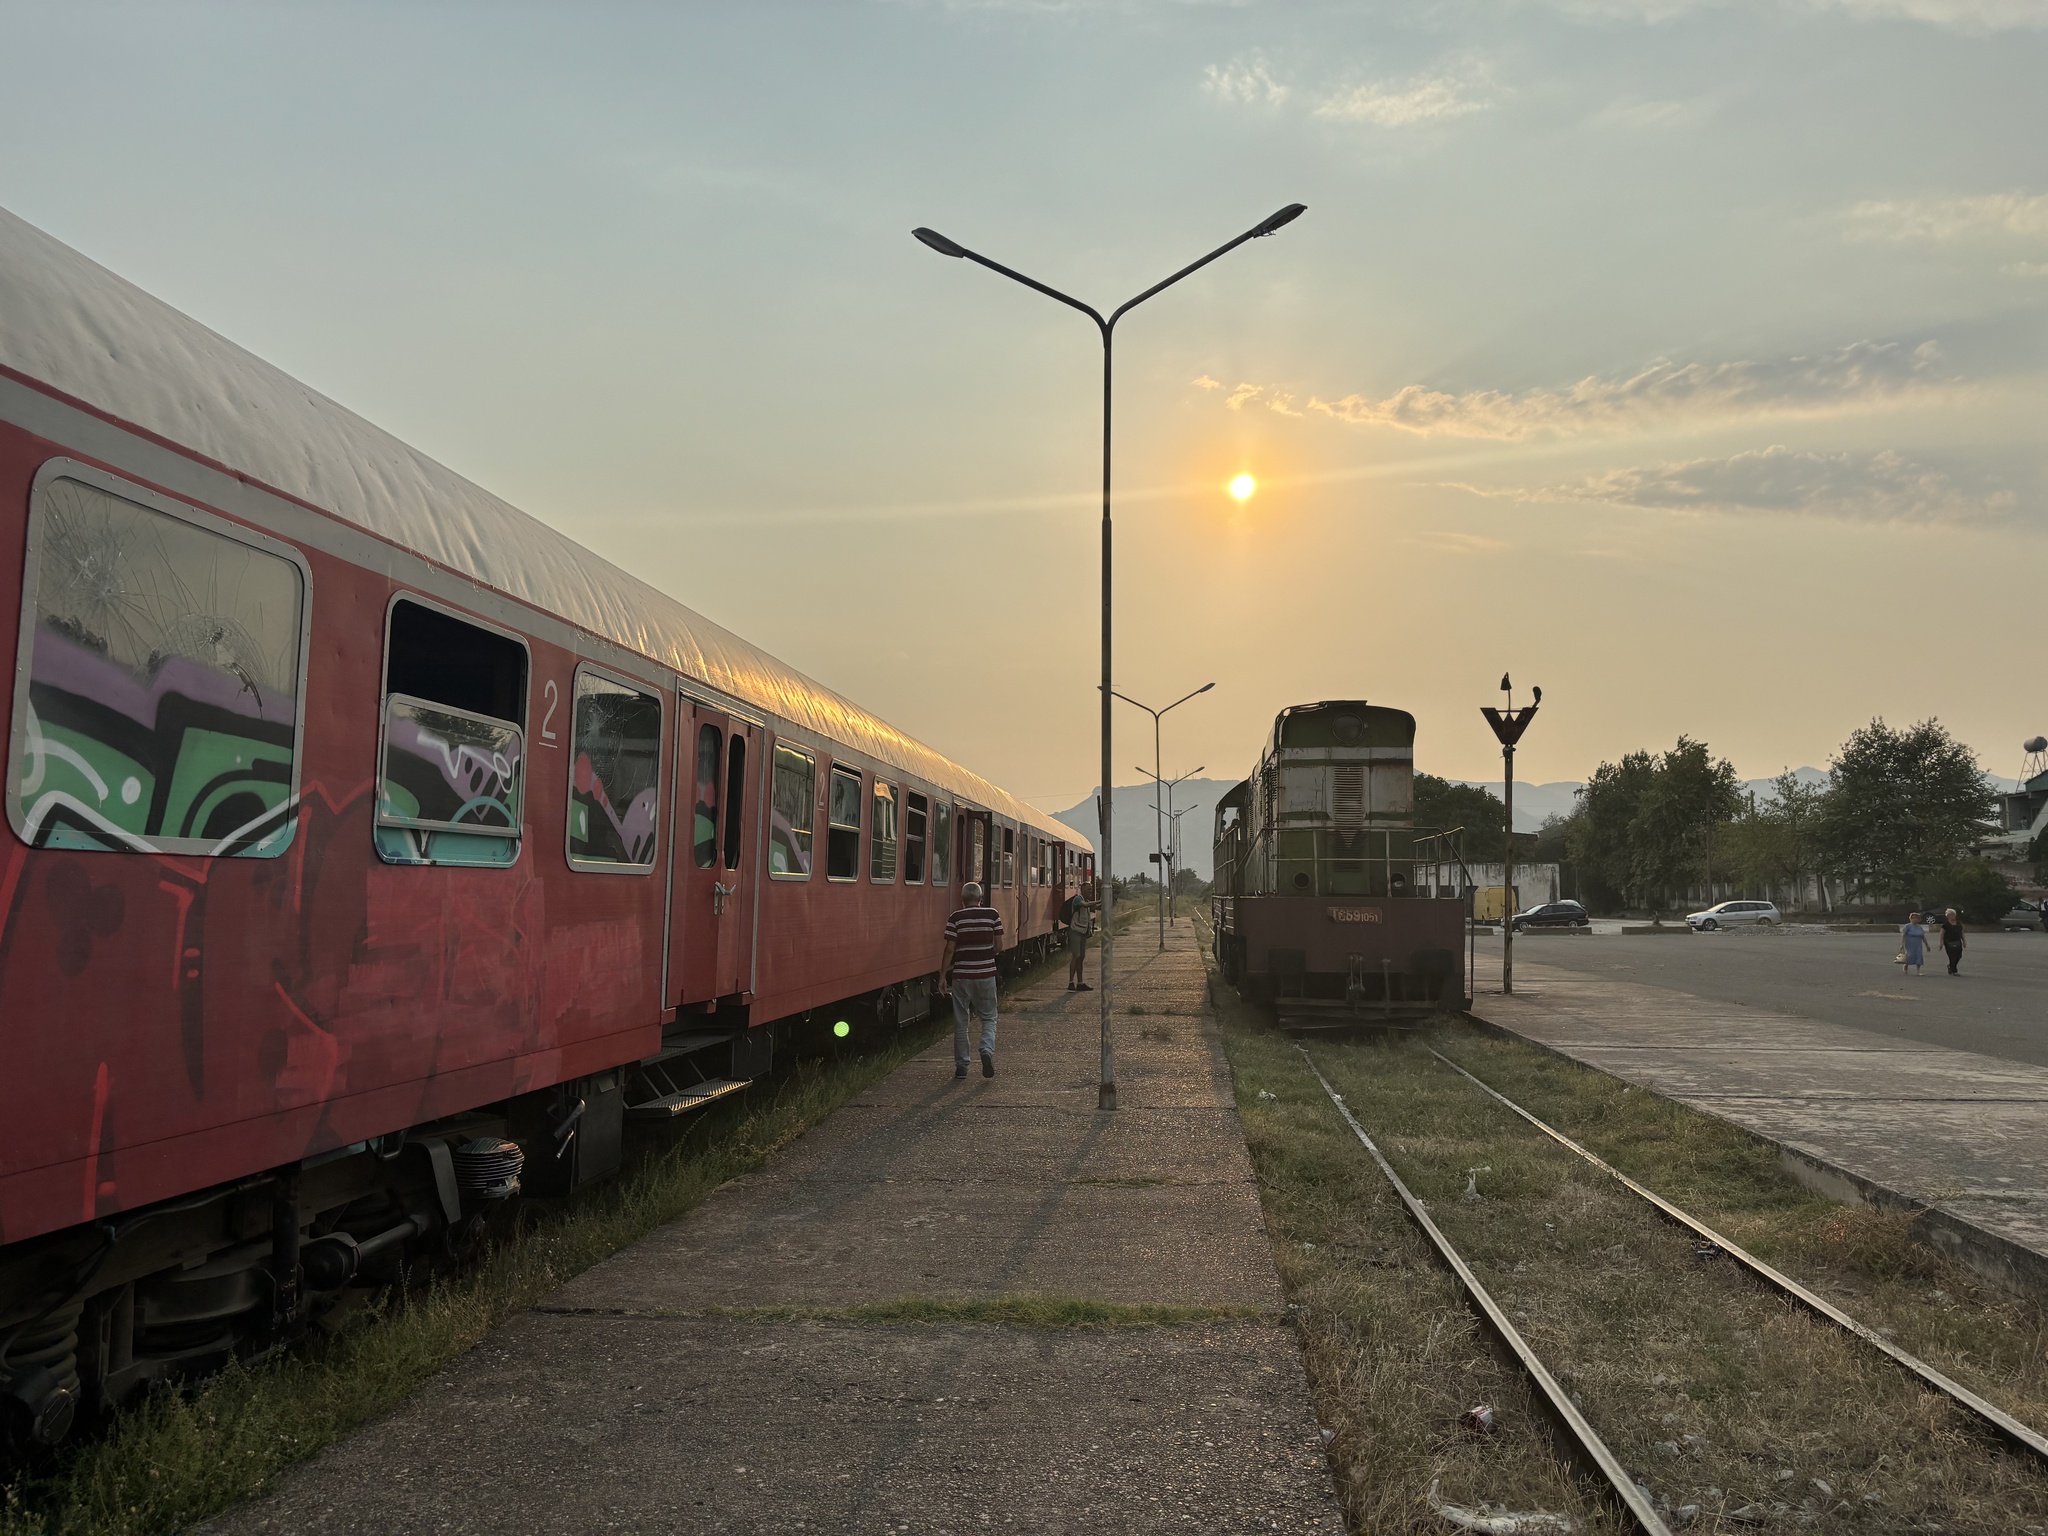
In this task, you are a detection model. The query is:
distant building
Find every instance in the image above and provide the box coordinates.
[1414,861,1561,911]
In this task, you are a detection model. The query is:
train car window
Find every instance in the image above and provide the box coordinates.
[827,764,863,880]
[870,780,899,883]
[10,471,308,857]
[968,816,985,885]
[693,724,722,868]
[377,597,528,867]
[903,792,928,884]
[1000,826,1015,888]
[768,742,815,878]
[567,670,661,870]
[722,734,746,870]
[931,801,952,885]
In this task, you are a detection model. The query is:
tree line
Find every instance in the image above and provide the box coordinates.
[1420,719,2015,919]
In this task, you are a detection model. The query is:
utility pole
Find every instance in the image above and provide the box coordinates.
[1481,675,1540,995]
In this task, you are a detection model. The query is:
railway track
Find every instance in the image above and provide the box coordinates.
[1294,1042,2048,1534]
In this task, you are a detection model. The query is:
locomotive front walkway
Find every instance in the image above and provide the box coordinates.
[211,923,1342,1535]
[1470,954,2048,1287]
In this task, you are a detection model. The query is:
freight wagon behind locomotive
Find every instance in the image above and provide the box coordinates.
[1211,702,1467,1022]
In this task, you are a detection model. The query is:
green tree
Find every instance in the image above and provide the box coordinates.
[1569,751,1655,905]
[1724,770,1827,903]
[1815,719,1995,902]
[1628,737,1742,910]
[1413,773,1506,862]
[1921,859,2016,924]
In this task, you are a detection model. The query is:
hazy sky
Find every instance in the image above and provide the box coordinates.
[2,1,2043,807]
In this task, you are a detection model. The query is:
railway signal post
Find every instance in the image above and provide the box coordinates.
[1481,676,1539,995]
[913,206,1304,1108]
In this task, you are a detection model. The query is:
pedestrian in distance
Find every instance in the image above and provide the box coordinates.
[938,881,1004,1079]
[1940,906,1966,976]
[1899,911,1928,977]
[1061,881,1100,992]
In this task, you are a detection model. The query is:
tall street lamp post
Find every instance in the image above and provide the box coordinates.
[1117,684,1215,951]
[1481,674,1541,995]
[915,208,1303,1110]
[1142,763,1205,927]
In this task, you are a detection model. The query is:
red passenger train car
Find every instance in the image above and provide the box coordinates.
[0,208,1092,1449]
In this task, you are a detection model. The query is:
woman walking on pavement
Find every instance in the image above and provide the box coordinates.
[1900,911,1928,977]
[1940,907,1966,975]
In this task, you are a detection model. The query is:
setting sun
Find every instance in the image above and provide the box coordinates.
[1229,473,1256,502]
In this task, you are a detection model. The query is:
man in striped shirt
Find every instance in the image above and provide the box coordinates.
[939,882,1004,1078]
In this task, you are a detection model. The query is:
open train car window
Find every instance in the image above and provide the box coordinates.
[9,468,308,857]
[769,742,815,877]
[567,669,661,871]
[903,791,928,884]
[870,780,898,883]
[826,763,863,880]
[376,597,527,867]
[1000,825,1015,888]
[722,734,746,871]
[931,800,952,886]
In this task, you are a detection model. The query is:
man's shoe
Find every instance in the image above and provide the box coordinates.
[981,1053,996,1078]
[1075,982,1094,992]
[955,1065,969,1079]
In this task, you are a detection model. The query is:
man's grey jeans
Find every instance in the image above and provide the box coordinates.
[951,977,998,1067]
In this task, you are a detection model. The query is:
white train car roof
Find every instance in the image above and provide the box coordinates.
[0,206,1086,850]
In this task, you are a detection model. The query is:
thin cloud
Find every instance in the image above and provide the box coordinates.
[1845,192,2048,242]
[1314,59,1499,127]
[1540,0,2048,26]
[1190,374,1222,390]
[1212,340,1951,441]
[1203,52,1290,107]
[1590,96,1706,130]
[1462,445,2016,522]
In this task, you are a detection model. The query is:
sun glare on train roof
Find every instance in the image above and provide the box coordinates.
[1229,474,1256,503]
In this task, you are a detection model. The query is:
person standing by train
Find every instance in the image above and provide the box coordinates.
[939,882,1004,1078]
[1061,881,1100,992]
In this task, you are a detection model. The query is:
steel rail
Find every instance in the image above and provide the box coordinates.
[1294,1046,1674,1535]
[1425,1044,2048,1465]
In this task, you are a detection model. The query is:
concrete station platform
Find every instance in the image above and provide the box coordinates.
[1469,946,2048,1285]
[209,924,1341,1535]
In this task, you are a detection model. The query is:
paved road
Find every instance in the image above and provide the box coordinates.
[1475,927,2048,1067]
[209,927,1342,1535]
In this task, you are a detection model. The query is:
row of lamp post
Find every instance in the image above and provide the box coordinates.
[914,207,1305,1111]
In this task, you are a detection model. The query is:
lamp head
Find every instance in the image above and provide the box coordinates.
[1197,682,1215,695]
[1500,672,1512,692]
[913,227,968,258]
[1532,685,1542,706]
[1253,203,1308,237]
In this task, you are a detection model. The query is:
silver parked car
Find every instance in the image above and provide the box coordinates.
[1686,899,1782,932]
[2001,901,2046,932]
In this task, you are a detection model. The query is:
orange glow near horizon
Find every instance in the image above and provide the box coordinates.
[1228,473,1256,503]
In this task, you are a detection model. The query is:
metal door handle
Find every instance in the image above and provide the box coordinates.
[712,880,735,915]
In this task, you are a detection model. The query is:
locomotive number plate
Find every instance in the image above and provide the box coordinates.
[1326,907,1383,923]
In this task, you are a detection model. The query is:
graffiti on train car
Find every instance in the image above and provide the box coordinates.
[10,478,305,858]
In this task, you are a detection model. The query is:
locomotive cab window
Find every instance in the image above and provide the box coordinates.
[903,791,928,884]
[769,742,815,877]
[567,670,661,871]
[377,597,528,867]
[826,763,863,880]
[9,468,307,857]
[870,780,898,883]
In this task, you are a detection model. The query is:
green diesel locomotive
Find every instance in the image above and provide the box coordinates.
[1211,701,1468,1021]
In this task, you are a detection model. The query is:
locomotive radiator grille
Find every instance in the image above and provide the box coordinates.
[1332,764,1365,830]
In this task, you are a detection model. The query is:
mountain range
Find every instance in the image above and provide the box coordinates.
[1050,766,2022,881]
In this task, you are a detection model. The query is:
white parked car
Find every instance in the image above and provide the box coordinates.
[1687,900,1781,931]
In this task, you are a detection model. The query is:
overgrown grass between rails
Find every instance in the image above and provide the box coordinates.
[547,1297,1274,1329]
[0,1011,963,1536]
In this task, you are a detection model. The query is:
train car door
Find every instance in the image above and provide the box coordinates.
[671,700,763,1006]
